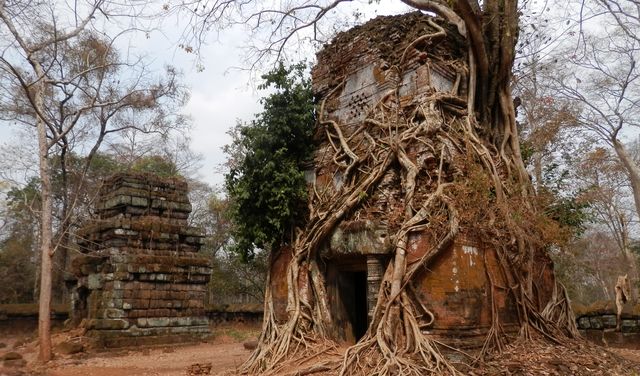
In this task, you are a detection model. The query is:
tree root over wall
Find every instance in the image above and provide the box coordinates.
[240,25,580,376]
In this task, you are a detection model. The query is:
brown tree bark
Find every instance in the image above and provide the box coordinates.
[615,275,630,331]
[34,62,53,361]
[612,139,640,226]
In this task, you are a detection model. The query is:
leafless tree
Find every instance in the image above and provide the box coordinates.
[515,59,577,192]
[575,147,639,296]
[595,0,640,44]
[554,4,640,223]
[553,229,628,303]
[0,0,179,361]
[511,13,581,193]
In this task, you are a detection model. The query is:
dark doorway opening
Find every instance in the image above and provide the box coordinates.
[338,270,368,341]
[69,285,89,326]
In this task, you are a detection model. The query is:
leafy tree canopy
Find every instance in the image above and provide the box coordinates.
[131,155,181,177]
[225,62,315,259]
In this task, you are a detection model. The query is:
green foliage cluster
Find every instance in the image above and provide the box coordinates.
[518,155,590,241]
[0,179,40,304]
[539,162,591,238]
[0,235,37,304]
[225,63,315,258]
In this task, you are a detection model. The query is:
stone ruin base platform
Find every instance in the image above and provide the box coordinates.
[72,173,212,348]
[88,326,211,348]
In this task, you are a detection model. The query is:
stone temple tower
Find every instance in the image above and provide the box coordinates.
[71,173,211,347]
[268,12,555,347]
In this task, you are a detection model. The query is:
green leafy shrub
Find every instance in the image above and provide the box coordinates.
[225,62,315,259]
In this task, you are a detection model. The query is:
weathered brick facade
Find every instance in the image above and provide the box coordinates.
[71,173,211,347]
[270,12,555,347]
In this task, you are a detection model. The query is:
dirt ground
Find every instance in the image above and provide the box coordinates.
[0,324,260,376]
[38,343,640,376]
[42,341,249,376]
[3,325,640,376]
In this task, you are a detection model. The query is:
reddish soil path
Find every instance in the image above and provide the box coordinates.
[0,324,258,376]
[3,324,640,376]
[43,341,249,376]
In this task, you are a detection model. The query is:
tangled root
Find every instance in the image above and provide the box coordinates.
[241,26,578,376]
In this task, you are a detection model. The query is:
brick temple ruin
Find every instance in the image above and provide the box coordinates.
[270,12,555,347]
[70,173,211,347]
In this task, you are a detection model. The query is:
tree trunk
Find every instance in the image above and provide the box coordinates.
[54,140,70,305]
[596,271,611,300]
[612,139,640,299]
[612,139,640,224]
[34,64,53,362]
[623,248,639,301]
[615,275,630,331]
[533,152,543,192]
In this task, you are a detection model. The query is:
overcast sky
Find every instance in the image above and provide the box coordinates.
[0,1,412,188]
[132,1,411,187]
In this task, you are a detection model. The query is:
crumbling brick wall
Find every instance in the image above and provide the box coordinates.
[71,173,211,347]
[269,12,555,347]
